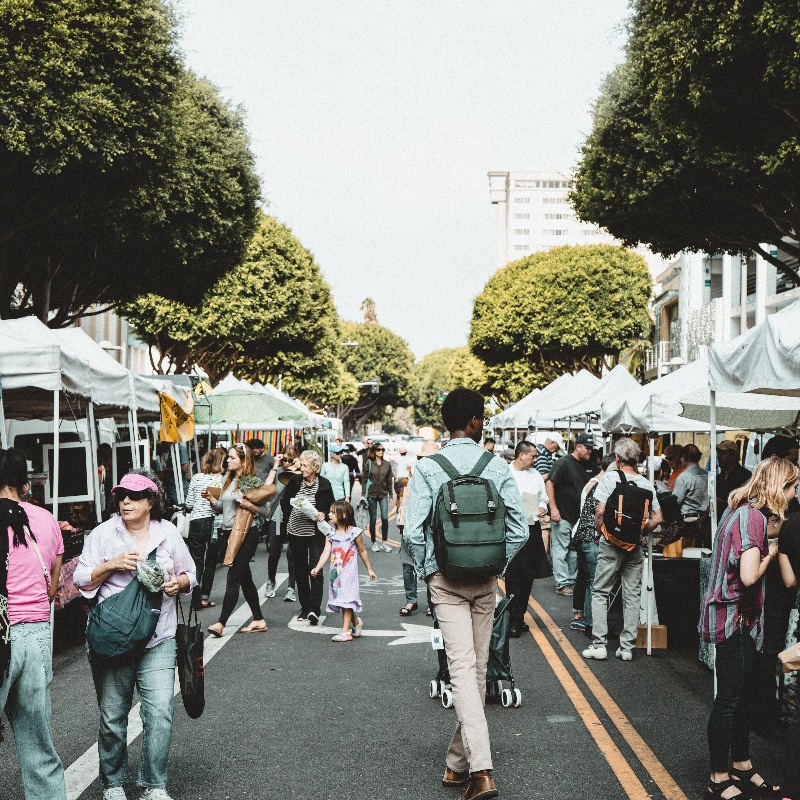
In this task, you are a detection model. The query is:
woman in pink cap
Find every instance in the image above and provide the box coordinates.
[74,469,196,800]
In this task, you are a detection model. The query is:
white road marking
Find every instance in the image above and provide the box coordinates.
[64,575,287,800]
[287,614,432,646]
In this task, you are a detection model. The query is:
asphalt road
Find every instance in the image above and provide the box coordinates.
[0,514,788,800]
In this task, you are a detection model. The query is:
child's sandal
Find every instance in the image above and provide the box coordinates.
[730,766,781,798]
[332,632,353,642]
[704,779,742,800]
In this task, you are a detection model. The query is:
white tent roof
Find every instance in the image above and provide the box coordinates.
[602,358,714,433]
[550,364,639,420]
[709,301,800,396]
[490,389,540,429]
[679,388,800,431]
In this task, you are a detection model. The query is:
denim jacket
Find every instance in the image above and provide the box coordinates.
[404,438,529,579]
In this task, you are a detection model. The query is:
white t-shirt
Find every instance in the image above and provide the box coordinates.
[510,466,548,524]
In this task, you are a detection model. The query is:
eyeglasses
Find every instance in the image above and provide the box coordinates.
[232,443,247,453]
[114,489,148,502]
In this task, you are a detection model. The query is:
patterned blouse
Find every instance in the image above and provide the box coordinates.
[698,502,769,649]
[287,478,319,537]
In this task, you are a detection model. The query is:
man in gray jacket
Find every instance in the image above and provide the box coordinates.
[405,388,528,800]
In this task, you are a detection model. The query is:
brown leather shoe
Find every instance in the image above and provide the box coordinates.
[461,770,498,800]
[442,766,471,787]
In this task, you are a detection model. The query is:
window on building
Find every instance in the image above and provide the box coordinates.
[544,213,571,220]
[514,213,530,220]
[514,197,530,204]
[513,244,530,251]
[542,197,566,204]
[513,229,530,236]
[542,229,568,236]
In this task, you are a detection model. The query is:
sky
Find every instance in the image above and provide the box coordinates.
[177,1,632,359]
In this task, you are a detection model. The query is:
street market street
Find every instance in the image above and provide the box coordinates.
[0,513,787,800]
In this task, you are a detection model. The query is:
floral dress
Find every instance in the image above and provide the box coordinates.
[325,526,363,613]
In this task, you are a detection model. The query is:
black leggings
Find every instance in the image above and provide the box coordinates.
[186,516,219,599]
[267,520,295,589]
[218,527,263,626]
[505,526,537,627]
[290,532,326,617]
[707,630,756,772]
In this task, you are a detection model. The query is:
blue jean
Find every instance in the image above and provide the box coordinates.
[0,622,66,800]
[577,540,600,625]
[368,496,389,542]
[89,638,177,789]
[550,518,578,588]
[402,563,418,604]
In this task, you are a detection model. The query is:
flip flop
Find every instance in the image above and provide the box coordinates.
[426,608,433,617]
[240,623,268,634]
[200,600,216,608]
[207,624,224,638]
[400,603,418,616]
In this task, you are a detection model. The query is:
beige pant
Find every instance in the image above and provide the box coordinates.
[428,572,496,773]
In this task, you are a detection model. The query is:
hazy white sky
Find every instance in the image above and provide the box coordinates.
[178,1,632,359]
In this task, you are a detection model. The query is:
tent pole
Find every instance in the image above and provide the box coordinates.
[87,402,102,524]
[709,390,718,540]
[171,442,184,506]
[51,390,60,659]
[646,433,656,655]
[0,377,7,449]
[130,408,141,468]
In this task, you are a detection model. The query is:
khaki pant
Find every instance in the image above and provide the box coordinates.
[428,572,496,773]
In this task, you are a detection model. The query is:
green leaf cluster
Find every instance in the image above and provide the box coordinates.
[571,0,800,282]
[469,245,651,400]
[122,214,357,407]
[0,0,261,323]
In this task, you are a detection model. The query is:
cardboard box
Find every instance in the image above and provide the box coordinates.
[636,624,667,649]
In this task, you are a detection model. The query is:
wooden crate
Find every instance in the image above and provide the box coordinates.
[635,624,668,649]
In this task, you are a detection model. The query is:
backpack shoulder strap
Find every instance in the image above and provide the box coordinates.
[468,450,495,478]
[617,471,628,486]
[428,453,460,481]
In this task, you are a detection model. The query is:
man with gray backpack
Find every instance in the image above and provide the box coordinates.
[405,389,528,800]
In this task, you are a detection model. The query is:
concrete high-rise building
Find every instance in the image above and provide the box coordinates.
[488,169,667,278]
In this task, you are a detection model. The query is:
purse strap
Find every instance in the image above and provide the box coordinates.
[25,530,51,597]
[176,593,198,627]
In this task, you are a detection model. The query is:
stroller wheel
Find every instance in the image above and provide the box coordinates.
[429,680,439,698]
[501,688,513,708]
[496,680,504,697]
[512,688,522,708]
[441,688,454,709]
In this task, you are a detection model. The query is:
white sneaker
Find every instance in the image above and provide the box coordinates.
[140,790,174,800]
[103,789,127,800]
[380,542,392,553]
[582,644,608,660]
[371,543,380,552]
[615,647,633,661]
[265,580,276,599]
[283,587,296,602]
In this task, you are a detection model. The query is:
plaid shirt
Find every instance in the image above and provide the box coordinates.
[698,502,769,649]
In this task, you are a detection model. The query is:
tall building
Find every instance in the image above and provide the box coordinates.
[488,169,667,277]
[75,307,153,375]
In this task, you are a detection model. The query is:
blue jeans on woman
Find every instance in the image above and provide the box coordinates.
[0,622,66,800]
[89,638,178,790]
[368,496,389,542]
[577,540,600,625]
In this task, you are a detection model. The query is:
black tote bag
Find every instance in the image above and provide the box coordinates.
[175,596,205,719]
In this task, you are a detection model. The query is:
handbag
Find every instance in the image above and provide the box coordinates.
[779,641,800,673]
[175,596,205,718]
[86,548,163,661]
[172,510,190,539]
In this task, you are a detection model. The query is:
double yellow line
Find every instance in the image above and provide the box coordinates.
[499,579,688,800]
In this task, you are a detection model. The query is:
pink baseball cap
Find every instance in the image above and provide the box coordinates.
[112,473,160,494]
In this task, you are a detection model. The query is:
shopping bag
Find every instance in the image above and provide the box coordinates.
[175,596,205,718]
[354,498,370,531]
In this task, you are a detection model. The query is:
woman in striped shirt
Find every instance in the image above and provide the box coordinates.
[699,456,799,800]
[185,448,224,610]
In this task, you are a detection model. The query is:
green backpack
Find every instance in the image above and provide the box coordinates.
[428,451,507,580]
[86,548,164,661]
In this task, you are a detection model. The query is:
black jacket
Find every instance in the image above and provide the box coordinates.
[280,473,335,525]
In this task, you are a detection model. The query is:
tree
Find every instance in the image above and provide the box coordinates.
[122,214,357,406]
[571,0,800,284]
[0,1,260,323]
[336,320,415,433]
[413,347,487,428]
[360,297,378,324]
[469,245,651,400]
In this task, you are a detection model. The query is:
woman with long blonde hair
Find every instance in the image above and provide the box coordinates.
[206,443,267,637]
[699,456,799,800]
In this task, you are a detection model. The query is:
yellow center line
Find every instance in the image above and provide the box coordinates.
[527,594,689,800]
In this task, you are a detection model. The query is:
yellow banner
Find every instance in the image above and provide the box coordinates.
[159,391,195,443]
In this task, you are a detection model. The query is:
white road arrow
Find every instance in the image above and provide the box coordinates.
[288,615,432,646]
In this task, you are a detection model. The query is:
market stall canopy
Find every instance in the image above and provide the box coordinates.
[528,370,601,427]
[550,364,639,421]
[708,301,800,397]
[490,389,540,429]
[679,388,800,431]
[602,358,716,434]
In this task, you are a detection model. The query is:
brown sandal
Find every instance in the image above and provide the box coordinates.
[240,622,268,634]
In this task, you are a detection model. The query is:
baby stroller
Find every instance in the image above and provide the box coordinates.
[429,595,522,709]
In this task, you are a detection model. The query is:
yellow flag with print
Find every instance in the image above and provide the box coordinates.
[159,391,195,443]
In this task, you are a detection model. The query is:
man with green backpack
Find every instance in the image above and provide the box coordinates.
[405,389,528,800]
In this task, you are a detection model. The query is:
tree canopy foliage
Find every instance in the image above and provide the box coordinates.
[0,0,260,324]
[571,0,800,284]
[336,319,415,432]
[413,347,487,428]
[470,245,651,400]
[122,214,356,406]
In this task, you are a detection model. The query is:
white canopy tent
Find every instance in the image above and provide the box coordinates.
[551,364,639,423]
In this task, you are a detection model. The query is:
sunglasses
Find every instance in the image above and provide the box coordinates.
[376,447,385,451]
[114,489,148,502]
[232,443,247,453]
